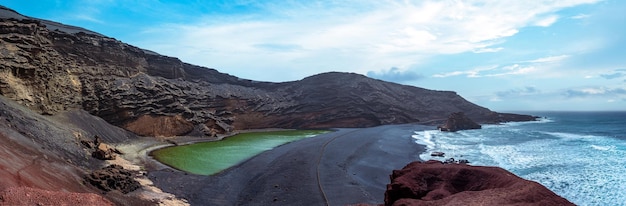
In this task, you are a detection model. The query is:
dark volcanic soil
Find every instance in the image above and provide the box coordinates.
[149,125,433,205]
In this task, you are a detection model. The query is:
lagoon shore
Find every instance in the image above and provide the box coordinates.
[147,124,433,205]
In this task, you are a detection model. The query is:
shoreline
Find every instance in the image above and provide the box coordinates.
[144,124,434,205]
[149,129,333,176]
[115,128,302,170]
[121,120,547,205]
[109,127,336,204]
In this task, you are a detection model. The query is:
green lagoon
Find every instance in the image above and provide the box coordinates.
[151,130,329,175]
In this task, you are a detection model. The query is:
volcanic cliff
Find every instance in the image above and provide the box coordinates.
[0,5,557,205]
[0,6,534,138]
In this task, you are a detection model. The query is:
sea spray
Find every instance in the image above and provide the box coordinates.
[411,112,626,206]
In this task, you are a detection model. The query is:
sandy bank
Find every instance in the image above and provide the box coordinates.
[104,128,300,205]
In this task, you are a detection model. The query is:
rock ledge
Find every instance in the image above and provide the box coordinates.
[384,160,574,206]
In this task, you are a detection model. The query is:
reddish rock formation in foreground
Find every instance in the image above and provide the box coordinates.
[0,186,114,206]
[385,160,574,206]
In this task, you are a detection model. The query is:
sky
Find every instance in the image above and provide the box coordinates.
[3,0,625,111]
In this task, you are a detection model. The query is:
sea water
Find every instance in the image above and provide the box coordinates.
[412,112,626,206]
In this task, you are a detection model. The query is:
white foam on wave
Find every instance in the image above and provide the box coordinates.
[482,117,554,129]
[590,144,615,151]
[414,129,489,162]
[544,132,601,140]
[412,130,438,150]
[519,136,626,205]
[478,144,547,169]
[412,125,626,205]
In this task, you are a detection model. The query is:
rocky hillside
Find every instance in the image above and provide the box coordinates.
[0,6,534,137]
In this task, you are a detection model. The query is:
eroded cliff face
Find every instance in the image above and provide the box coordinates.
[0,7,535,137]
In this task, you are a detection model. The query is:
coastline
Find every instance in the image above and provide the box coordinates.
[100,118,551,205]
[109,128,333,204]
[116,128,300,170]
[144,124,433,205]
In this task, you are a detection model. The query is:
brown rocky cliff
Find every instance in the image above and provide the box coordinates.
[0,7,536,137]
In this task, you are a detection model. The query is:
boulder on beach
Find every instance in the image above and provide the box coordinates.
[384,160,574,206]
[92,143,117,160]
[84,165,141,194]
[437,112,482,132]
[430,152,445,157]
[82,136,123,160]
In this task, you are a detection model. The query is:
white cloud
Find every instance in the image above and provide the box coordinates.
[135,0,602,81]
[473,47,504,53]
[571,14,591,19]
[578,68,626,80]
[433,65,498,78]
[71,14,105,24]
[525,55,570,63]
[433,62,542,78]
[565,86,626,98]
[366,67,423,82]
[432,53,579,79]
[581,88,606,94]
[534,15,559,27]
[486,65,536,76]
[432,71,466,78]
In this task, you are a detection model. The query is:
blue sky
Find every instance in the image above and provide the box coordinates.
[3,0,625,111]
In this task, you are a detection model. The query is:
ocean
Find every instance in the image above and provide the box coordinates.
[412,111,626,206]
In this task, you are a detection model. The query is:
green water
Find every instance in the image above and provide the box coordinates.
[151,130,329,175]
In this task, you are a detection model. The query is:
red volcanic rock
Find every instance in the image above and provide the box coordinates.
[0,186,113,206]
[437,112,481,132]
[384,161,574,206]
[124,115,195,137]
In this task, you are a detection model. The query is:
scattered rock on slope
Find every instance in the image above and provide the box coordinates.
[81,135,123,160]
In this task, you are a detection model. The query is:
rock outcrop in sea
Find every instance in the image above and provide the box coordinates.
[384,160,575,206]
[437,112,482,132]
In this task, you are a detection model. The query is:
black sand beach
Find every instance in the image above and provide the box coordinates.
[148,124,433,205]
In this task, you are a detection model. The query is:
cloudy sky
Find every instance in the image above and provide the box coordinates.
[4,0,625,111]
